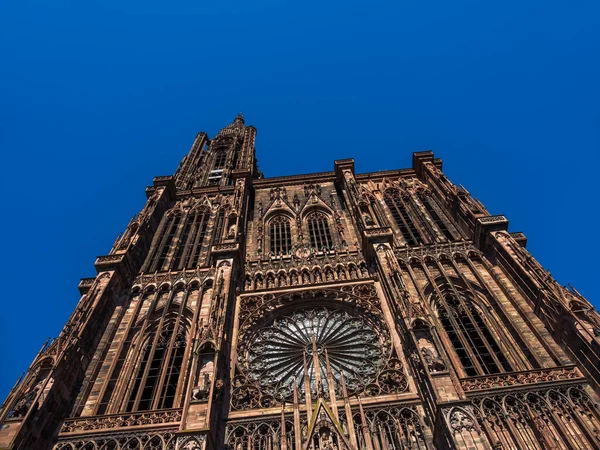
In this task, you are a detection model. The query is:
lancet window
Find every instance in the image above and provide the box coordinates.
[149,212,182,272]
[125,313,189,412]
[96,288,149,415]
[6,360,52,420]
[145,207,212,272]
[307,211,334,251]
[384,189,422,246]
[172,208,210,269]
[421,196,455,241]
[213,208,226,244]
[436,290,511,376]
[269,215,292,255]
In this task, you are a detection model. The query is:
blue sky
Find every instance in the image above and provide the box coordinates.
[0,0,598,399]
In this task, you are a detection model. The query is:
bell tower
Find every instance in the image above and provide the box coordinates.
[175,113,258,190]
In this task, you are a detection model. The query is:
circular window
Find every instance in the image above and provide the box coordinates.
[244,307,386,400]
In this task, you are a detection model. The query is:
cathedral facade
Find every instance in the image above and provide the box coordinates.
[3,115,600,450]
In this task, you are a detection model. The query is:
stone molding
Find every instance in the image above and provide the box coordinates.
[59,409,182,435]
[460,366,582,393]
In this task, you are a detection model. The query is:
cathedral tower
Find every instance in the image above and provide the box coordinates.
[2,117,600,450]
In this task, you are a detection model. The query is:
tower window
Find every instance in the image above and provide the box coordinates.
[152,213,182,272]
[172,209,210,269]
[126,318,188,412]
[146,207,212,272]
[269,216,292,255]
[307,212,333,251]
[437,291,511,376]
[422,196,454,241]
[213,151,227,170]
[384,189,422,246]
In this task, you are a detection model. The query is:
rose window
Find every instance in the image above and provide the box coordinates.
[245,307,387,400]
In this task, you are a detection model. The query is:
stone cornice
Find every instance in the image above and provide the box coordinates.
[355,168,415,181]
[253,171,337,188]
[459,365,583,395]
[393,240,478,261]
[58,409,181,436]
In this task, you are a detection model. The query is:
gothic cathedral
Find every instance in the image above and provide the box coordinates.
[3,115,600,450]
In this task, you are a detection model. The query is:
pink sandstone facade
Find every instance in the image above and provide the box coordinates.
[2,115,600,449]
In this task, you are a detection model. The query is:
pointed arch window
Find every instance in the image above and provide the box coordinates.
[96,289,148,415]
[126,317,188,412]
[421,196,455,241]
[213,208,226,244]
[149,212,182,272]
[436,292,511,376]
[269,215,292,255]
[172,209,210,269]
[384,189,422,246]
[146,208,212,272]
[307,212,333,251]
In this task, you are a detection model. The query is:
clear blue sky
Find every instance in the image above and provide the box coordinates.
[1,1,598,400]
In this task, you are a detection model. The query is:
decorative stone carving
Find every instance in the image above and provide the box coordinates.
[53,431,177,449]
[460,366,581,392]
[7,383,41,419]
[176,435,206,450]
[60,409,182,432]
[448,407,477,434]
[243,251,369,292]
[421,347,446,372]
[395,240,478,261]
[232,284,408,409]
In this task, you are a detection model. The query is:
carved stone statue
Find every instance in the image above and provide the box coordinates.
[362,212,375,226]
[227,224,237,239]
[421,347,446,372]
[318,428,339,450]
[8,385,40,419]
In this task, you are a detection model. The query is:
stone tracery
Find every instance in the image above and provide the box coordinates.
[4,119,600,450]
[245,307,386,400]
[231,284,408,410]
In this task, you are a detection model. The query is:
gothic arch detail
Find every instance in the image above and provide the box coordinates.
[6,118,600,450]
[269,214,293,256]
[144,201,216,272]
[428,279,513,376]
[473,386,600,449]
[356,406,430,450]
[306,211,334,252]
[384,188,423,246]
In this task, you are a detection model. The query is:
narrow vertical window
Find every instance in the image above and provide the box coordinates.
[97,289,147,415]
[127,318,188,412]
[422,196,454,241]
[188,211,209,268]
[137,332,167,411]
[173,209,210,269]
[307,212,333,251]
[213,209,225,244]
[126,337,153,412]
[149,209,210,271]
[152,213,182,272]
[213,151,227,170]
[269,216,292,255]
[384,189,422,246]
[172,216,193,269]
[438,292,511,376]
[158,329,186,409]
